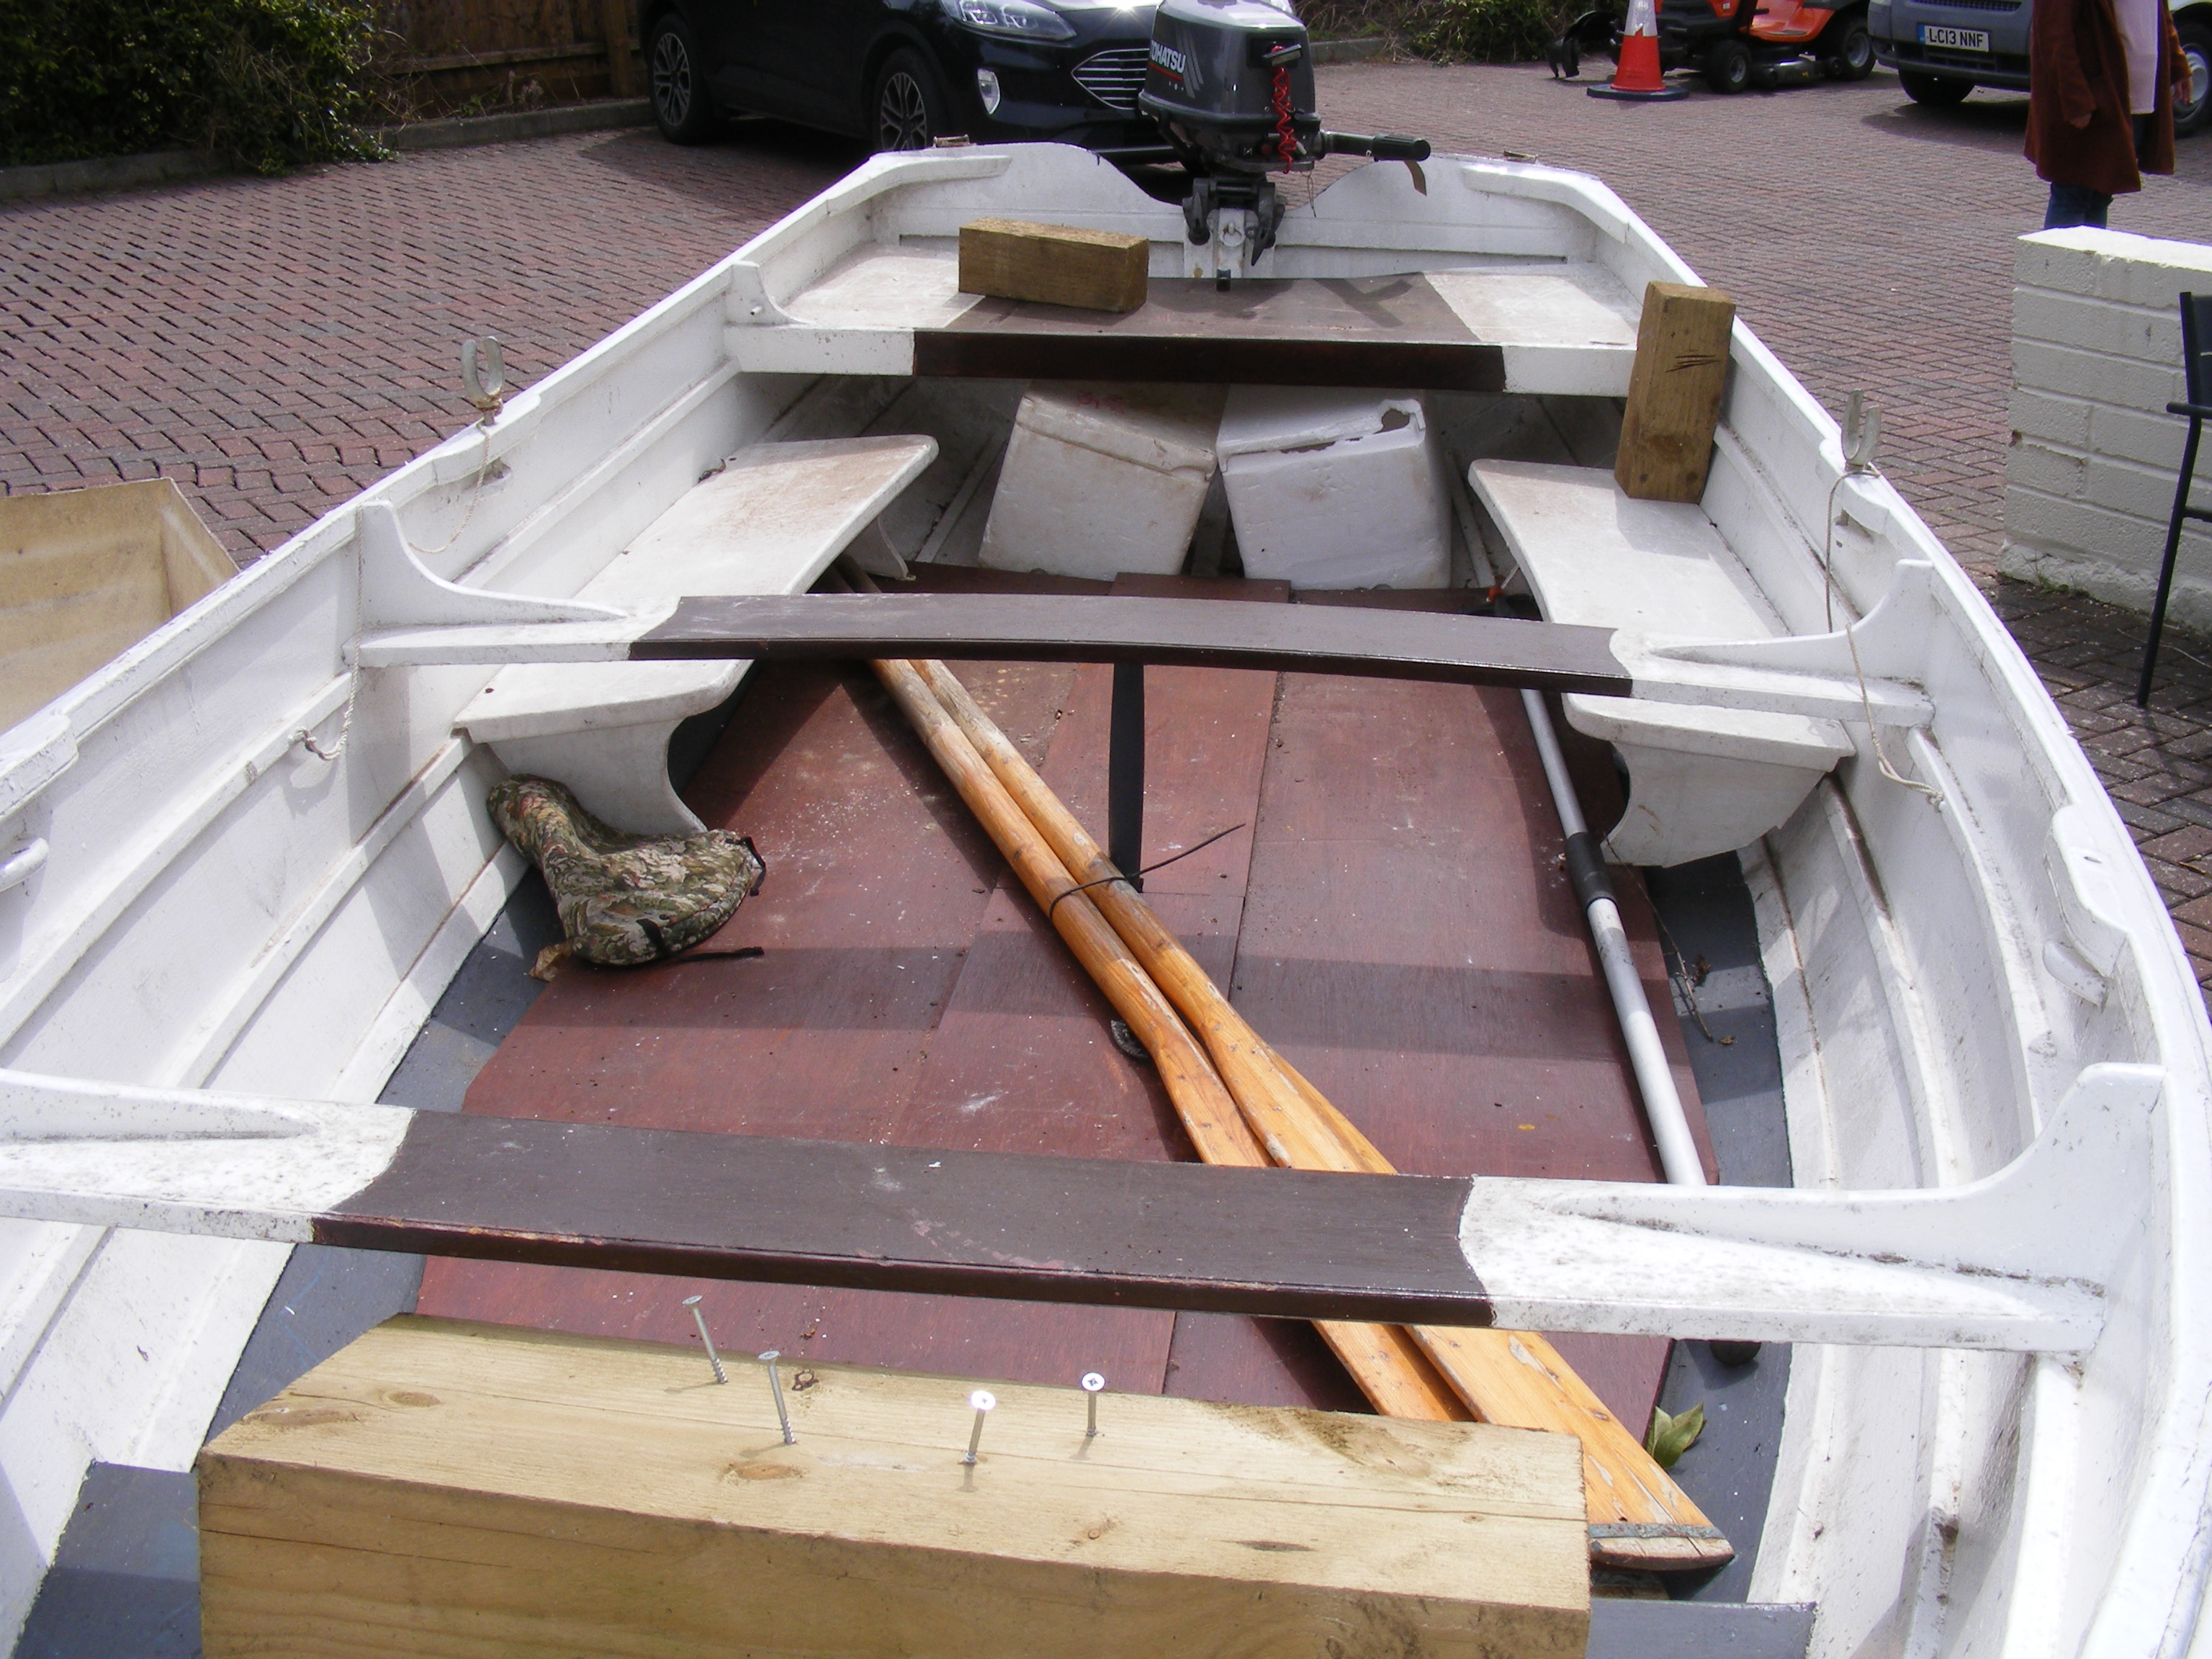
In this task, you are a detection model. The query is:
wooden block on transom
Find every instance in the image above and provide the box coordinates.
[199,1316,1590,1659]
[1614,282,1736,503]
[958,217,1150,315]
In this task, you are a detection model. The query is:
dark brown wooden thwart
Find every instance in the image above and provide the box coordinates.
[917,276,1508,390]
[631,594,1629,696]
[324,1113,1493,1325]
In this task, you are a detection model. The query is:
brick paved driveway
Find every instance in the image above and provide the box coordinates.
[7,69,2212,992]
[0,122,857,556]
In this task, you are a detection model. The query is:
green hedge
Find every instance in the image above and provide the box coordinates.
[1406,0,1570,61]
[0,0,385,174]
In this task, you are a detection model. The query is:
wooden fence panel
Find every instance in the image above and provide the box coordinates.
[372,0,639,117]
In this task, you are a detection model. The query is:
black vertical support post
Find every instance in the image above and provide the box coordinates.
[2141,412,2206,706]
[1110,661,1145,889]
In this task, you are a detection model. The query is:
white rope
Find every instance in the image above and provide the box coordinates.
[1820,401,1944,809]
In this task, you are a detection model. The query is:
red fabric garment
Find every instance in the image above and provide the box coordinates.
[2027,0,2185,192]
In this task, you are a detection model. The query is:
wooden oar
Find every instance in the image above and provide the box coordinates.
[912,655,1731,1573]
[860,654,1249,1161]
[860,649,1472,1424]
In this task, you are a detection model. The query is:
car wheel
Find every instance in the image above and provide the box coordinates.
[873,49,949,153]
[648,14,719,144]
[1705,38,1753,92]
[1821,9,1876,78]
[1898,67,1972,104]
[2176,17,2212,137]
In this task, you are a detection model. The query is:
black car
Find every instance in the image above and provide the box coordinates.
[641,0,1174,158]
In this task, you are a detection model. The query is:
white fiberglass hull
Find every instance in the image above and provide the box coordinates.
[0,144,2205,1658]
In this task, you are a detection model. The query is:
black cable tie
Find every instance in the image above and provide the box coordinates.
[1044,822,1248,925]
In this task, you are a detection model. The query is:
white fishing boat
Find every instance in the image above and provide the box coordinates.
[0,125,2208,1658]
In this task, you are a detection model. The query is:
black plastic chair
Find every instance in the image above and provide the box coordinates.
[2136,292,2212,706]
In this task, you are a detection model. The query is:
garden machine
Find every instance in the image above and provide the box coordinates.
[1551,0,1876,91]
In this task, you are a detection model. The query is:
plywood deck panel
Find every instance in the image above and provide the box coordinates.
[1226,670,1714,1426]
[427,570,1712,1437]
[822,574,1291,1396]
[416,652,1079,1353]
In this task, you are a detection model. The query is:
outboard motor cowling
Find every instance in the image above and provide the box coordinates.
[1142,0,1322,178]
[1141,0,1431,283]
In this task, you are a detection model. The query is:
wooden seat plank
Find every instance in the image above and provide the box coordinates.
[632,592,1632,695]
[913,275,1509,390]
[329,1114,1496,1323]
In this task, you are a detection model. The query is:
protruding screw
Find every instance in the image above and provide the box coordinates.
[1082,1372,1105,1438]
[963,1389,997,1465]
[682,1295,726,1385]
[760,1350,796,1444]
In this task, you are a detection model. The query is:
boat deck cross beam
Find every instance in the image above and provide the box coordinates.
[0,1061,2156,1357]
[345,504,1938,729]
[359,591,1640,696]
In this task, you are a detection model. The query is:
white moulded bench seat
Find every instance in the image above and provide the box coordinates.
[1468,459,1853,867]
[457,436,936,836]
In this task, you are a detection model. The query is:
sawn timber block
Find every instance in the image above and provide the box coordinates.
[197,1316,1589,1658]
[958,217,1150,314]
[1614,282,1737,504]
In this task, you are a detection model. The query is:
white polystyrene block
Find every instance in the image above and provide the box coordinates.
[979,382,1225,578]
[1215,387,1450,590]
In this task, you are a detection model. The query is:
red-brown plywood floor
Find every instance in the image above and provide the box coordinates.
[417,572,1714,1433]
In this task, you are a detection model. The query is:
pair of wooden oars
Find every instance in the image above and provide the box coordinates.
[837,574,1727,1573]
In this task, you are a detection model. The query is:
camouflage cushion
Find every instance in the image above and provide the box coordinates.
[487,775,764,967]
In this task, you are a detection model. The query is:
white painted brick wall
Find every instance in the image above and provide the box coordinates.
[2002,228,2212,626]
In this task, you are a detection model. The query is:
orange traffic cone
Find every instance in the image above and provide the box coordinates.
[1589,0,1686,99]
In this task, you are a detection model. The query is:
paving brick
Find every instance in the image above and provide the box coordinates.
[1,122,854,559]
[2147,856,2212,902]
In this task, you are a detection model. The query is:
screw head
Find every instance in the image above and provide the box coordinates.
[1080,1372,1105,1393]
[760,1349,781,1363]
[969,1389,997,1413]
[682,1295,703,1308]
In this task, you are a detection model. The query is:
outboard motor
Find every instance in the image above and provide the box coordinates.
[1141,0,1431,284]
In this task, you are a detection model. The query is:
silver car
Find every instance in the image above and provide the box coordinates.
[1870,0,2211,132]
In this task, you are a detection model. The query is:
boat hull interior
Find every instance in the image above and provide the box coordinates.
[0,143,2208,1659]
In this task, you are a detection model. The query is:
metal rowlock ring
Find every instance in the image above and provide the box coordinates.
[461,335,507,423]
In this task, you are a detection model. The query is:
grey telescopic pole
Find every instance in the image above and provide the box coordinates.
[1519,688,1706,1188]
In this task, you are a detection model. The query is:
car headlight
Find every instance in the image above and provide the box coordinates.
[951,0,1077,40]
